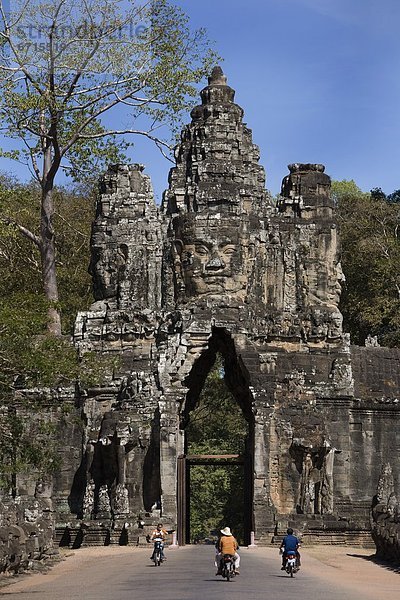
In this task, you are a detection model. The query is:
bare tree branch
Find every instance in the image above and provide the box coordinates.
[0,216,42,249]
[76,128,173,161]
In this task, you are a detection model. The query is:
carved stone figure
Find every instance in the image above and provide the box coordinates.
[97,485,111,517]
[319,446,336,514]
[365,334,380,347]
[82,480,95,518]
[113,484,130,516]
[294,440,337,515]
[371,463,400,561]
[299,451,316,513]
[173,216,247,302]
[89,163,162,311]
[24,502,41,523]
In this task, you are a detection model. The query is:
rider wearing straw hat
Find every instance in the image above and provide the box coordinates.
[215,526,240,575]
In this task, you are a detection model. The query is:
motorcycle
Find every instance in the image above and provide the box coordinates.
[152,539,164,566]
[221,553,236,581]
[285,551,299,577]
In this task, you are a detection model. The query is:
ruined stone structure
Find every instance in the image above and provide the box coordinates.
[0,414,59,574]
[7,67,400,552]
[371,463,400,561]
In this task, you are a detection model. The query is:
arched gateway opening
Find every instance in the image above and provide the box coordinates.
[177,328,255,545]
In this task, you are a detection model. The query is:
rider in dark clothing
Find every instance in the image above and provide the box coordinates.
[280,528,301,569]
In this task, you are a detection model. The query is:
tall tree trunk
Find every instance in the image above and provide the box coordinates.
[41,180,62,336]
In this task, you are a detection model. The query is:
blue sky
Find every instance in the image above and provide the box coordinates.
[142,0,400,200]
[1,0,399,201]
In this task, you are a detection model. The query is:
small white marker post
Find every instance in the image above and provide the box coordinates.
[168,531,179,550]
[247,531,257,548]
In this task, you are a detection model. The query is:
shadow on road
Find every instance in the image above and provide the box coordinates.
[202,579,237,582]
[347,553,400,575]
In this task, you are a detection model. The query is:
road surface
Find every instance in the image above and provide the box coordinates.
[0,545,399,600]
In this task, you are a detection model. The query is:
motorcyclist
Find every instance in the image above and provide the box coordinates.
[150,523,168,562]
[215,526,240,575]
[280,527,300,570]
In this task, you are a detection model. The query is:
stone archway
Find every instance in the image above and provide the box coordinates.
[59,66,387,551]
[176,327,255,545]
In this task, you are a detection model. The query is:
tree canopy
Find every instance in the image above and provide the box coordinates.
[0,0,218,333]
[333,180,400,346]
[0,178,113,493]
[0,177,112,397]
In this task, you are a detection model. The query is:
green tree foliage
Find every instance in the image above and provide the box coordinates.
[189,465,244,544]
[0,177,92,394]
[0,177,93,328]
[0,177,117,492]
[333,180,400,346]
[0,403,61,496]
[371,187,400,204]
[0,177,117,395]
[186,355,248,543]
[0,0,218,333]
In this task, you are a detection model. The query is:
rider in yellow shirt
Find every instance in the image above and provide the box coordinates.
[215,527,240,574]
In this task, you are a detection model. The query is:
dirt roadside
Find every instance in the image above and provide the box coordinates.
[300,545,399,599]
[0,546,143,594]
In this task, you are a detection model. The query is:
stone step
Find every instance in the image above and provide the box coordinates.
[258,529,375,548]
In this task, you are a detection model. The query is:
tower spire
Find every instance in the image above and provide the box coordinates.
[163,67,268,216]
[200,64,235,104]
[208,65,227,85]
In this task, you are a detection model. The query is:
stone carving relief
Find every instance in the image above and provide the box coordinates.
[88,163,162,311]
[97,485,112,516]
[365,334,380,347]
[291,438,338,515]
[172,215,248,302]
[82,480,95,519]
[117,372,153,405]
[113,483,130,516]
[80,411,145,519]
[371,463,400,561]
[330,357,353,392]
[65,65,397,549]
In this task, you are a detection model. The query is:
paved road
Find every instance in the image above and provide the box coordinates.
[0,545,398,600]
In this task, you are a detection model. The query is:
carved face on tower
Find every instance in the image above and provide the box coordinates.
[173,214,248,301]
[89,243,128,301]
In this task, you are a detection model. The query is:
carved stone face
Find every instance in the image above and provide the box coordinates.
[174,216,247,300]
[90,244,128,301]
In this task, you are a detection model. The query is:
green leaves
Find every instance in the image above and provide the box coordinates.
[186,382,248,455]
[1,0,220,332]
[334,180,400,346]
[0,0,220,183]
[0,180,95,395]
[190,464,244,544]
[186,355,248,543]
[0,178,117,491]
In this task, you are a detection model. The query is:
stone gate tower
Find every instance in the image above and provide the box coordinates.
[63,67,400,546]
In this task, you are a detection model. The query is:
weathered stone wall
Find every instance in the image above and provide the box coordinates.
[68,162,167,544]
[0,388,77,573]
[70,67,400,545]
[7,66,400,550]
[350,347,400,502]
